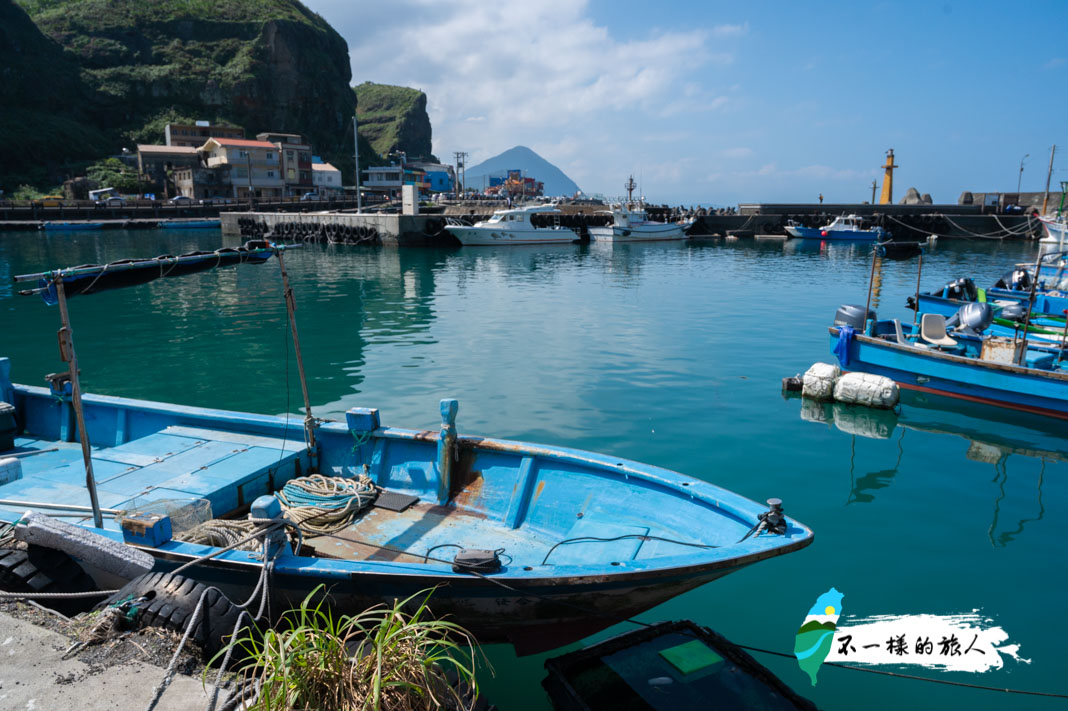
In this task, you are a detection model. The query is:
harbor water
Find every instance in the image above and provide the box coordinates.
[1,229,1064,709]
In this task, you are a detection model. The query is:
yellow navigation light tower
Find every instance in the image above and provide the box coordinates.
[879,149,898,205]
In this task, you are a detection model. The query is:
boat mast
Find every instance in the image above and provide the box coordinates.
[625,175,636,208]
[1041,145,1056,215]
[53,278,105,529]
[274,247,318,455]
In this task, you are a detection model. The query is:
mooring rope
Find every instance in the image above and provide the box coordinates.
[275,474,376,534]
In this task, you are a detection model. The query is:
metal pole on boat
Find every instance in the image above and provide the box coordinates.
[1057,310,1068,365]
[353,102,362,213]
[274,247,317,454]
[53,278,104,529]
[912,249,924,326]
[1015,249,1044,365]
[864,243,879,333]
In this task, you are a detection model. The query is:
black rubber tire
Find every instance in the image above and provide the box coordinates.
[0,545,99,616]
[100,572,249,660]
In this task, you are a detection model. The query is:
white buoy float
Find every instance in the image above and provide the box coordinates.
[800,362,899,409]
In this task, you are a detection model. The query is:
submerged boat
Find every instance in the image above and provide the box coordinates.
[0,242,813,654]
[41,222,103,231]
[445,205,580,246]
[588,203,689,242]
[785,214,888,241]
[159,219,221,229]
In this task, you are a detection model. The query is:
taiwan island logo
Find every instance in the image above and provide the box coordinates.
[793,587,843,685]
[793,588,1028,685]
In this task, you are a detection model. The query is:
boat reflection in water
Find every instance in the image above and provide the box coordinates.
[794,390,1056,546]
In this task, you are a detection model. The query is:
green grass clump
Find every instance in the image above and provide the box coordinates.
[223,586,483,710]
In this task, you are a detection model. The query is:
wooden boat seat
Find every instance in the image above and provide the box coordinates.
[0,425,308,531]
[920,314,958,348]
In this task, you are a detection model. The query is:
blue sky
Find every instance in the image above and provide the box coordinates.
[305,0,1067,205]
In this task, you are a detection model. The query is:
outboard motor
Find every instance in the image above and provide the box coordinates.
[945,302,993,335]
[834,304,875,331]
[994,269,1032,291]
[941,277,978,301]
[999,302,1027,322]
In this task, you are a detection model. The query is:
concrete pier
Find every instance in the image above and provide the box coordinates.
[220,211,454,246]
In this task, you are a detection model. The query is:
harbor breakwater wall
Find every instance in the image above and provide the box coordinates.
[219,204,1041,246]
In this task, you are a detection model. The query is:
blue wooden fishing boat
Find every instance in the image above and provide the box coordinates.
[0,241,813,654]
[41,221,103,231]
[828,318,1068,419]
[158,219,221,229]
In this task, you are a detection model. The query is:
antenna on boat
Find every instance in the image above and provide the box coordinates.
[625,175,636,208]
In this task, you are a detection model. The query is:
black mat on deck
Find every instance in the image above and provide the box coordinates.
[373,491,419,512]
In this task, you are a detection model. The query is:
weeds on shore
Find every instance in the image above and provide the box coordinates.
[220,586,483,710]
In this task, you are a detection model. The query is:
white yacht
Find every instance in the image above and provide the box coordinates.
[445,205,580,246]
[1039,214,1066,248]
[587,203,690,242]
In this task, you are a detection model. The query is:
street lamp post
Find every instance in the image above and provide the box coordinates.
[1017,153,1029,193]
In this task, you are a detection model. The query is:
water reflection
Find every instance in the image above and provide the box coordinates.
[793,391,1053,545]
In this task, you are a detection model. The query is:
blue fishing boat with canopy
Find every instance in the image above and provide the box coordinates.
[0,239,813,654]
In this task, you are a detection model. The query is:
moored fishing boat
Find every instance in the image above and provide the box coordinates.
[159,219,221,229]
[588,202,689,242]
[445,204,580,246]
[785,214,888,241]
[0,241,814,654]
[41,222,103,231]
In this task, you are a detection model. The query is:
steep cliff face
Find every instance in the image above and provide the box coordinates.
[0,0,110,186]
[354,82,434,161]
[12,0,375,183]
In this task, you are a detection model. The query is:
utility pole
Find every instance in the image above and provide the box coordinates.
[453,151,467,199]
[1041,145,1056,215]
[870,179,877,204]
[246,152,254,211]
[353,112,362,213]
[1017,153,1029,193]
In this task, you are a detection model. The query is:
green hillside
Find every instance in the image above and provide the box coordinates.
[5,0,387,188]
[355,82,434,162]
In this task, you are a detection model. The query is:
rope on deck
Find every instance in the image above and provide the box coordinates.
[275,474,376,535]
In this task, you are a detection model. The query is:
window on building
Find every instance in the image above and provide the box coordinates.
[287,169,296,181]
[287,151,294,161]
[327,176,334,183]
[300,171,309,182]
[266,152,275,160]
[235,167,248,178]
[267,170,275,178]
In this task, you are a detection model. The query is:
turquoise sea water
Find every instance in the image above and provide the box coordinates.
[1,229,1064,709]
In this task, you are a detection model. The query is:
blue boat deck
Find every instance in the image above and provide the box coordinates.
[1,425,307,530]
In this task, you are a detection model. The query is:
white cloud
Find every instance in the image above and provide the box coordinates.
[722,147,753,158]
[1044,57,1066,70]
[305,0,737,196]
[710,22,749,38]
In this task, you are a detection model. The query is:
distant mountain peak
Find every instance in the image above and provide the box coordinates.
[463,146,580,197]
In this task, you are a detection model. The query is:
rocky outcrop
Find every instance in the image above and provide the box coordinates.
[0,0,111,186]
[10,0,378,185]
[354,82,434,161]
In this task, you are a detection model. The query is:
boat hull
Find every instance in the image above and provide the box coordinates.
[144,545,765,655]
[785,225,880,241]
[588,223,687,242]
[41,222,103,231]
[828,327,1068,418]
[445,225,579,246]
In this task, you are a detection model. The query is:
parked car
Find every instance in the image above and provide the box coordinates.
[95,196,126,207]
[168,195,193,205]
[300,192,323,201]
[200,197,235,206]
[37,195,65,207]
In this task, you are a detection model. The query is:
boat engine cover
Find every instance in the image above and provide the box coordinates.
[833,304,875,331]
[999,302,1026,322]
[956,302,993,334]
